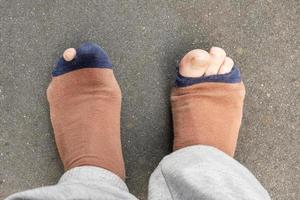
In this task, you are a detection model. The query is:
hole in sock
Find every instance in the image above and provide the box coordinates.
[52,42,113,77]
[175,66,242,87]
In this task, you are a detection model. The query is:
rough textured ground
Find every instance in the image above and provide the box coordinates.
[0,0,299,199]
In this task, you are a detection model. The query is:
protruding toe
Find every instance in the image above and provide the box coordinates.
[63,48,76,61]
[179,49,210,77]
[205,47,226,76]
[175,47,241,87]
[218,57,234,74]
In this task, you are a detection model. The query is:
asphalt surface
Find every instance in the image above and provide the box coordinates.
[0,0,299,199]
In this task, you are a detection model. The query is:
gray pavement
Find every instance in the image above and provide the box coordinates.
[0,0,299,199]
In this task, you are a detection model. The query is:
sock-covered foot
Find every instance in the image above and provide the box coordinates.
[171,47,245,156]
[47,42,125,179]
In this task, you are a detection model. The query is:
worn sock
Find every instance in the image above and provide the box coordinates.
[47,42,125,179]
[171,66,245,156]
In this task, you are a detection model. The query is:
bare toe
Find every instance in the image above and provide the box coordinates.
[179,49,210,77]
[205,47,226,76]
[63,48,76,61]
[218,57,234,74]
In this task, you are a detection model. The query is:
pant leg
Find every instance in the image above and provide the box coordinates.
[5,166,137,200]
[148,145,270,200]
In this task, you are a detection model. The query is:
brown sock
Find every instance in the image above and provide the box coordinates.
[171,81,245,156]
[47,43,125,179]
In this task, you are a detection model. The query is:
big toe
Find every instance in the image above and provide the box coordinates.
[63,48,76,61]
[179,49,210,77]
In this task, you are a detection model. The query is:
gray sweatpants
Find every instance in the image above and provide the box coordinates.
[6,145,270,200]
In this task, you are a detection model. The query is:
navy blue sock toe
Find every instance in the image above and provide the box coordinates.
[52,42,112,76]
[175,65,242,87]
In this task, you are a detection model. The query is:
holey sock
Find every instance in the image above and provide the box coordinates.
[171,66,245,156]
[47,42,125,179]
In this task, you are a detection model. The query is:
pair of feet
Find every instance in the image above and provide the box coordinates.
[47,42,245,180]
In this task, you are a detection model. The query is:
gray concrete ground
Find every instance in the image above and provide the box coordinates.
[0,0,299,199]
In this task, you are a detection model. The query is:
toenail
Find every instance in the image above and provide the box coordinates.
[63,48,76,61]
